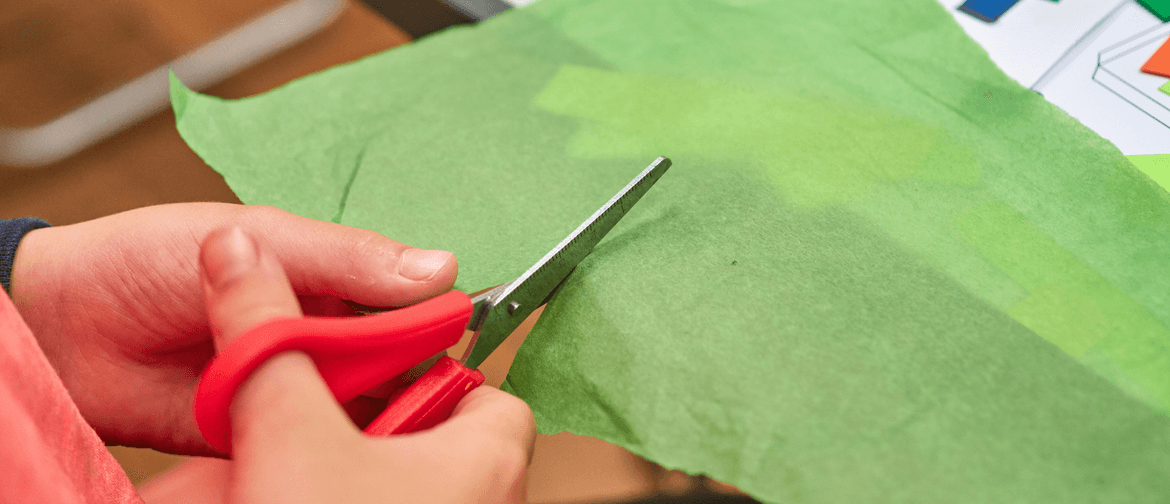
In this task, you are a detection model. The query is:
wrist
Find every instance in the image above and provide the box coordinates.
[9,225,66,360]
[9,224,115,441]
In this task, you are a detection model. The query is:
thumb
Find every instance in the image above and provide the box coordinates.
[199,226,355,459]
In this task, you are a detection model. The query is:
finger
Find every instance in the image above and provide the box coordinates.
[366,387,535,503]
[200,226,301,349]
[436,387,537,463]
[240,206,458,307]
[199,227,354,454]
[137,458,231,504]
[410,387,535,503]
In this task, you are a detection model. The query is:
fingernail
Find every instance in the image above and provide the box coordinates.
[202,227,259,289]
[399,249,453,282]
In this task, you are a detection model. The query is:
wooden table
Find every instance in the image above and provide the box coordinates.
[0,0,409,224]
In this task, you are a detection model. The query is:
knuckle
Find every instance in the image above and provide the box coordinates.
[488,390,537,428]
[464,388,536,435]
[243,204,289,223]
[345,228,393,264]
[470,391,537,465]
[488,442,530,487]
[343,229,399,278]
[464,431,530,490]
[228,205,290,241]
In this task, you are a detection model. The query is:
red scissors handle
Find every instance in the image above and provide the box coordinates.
[364,355,485,435]
[194,290,483,454]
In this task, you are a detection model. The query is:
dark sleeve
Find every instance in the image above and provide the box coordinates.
[0,218,51,293]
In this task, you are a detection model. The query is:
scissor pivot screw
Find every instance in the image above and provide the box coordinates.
[507,301,520,315]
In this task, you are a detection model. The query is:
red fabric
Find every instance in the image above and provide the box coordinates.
[0,289,142,504]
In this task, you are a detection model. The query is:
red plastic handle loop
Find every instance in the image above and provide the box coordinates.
[364,355,485,436]
[194,291,473,454]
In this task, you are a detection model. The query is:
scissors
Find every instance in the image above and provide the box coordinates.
[194,156,672,453]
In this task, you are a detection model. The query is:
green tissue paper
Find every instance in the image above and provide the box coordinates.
[172,0,1170,501]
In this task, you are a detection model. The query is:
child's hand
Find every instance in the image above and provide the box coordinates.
[195,226,533,503]
[9,203,458,455]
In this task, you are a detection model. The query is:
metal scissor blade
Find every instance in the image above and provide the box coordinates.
[462,156,672,369]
